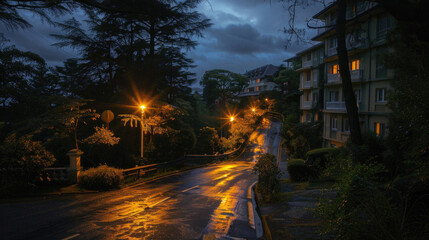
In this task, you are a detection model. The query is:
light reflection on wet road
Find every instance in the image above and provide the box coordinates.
[0,119,282,240]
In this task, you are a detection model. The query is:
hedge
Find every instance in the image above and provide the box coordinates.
[306,148,337,158]
[79,165,123,190]
[287,158,308,182]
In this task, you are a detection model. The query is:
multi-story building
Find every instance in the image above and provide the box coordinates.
[297,43,325,123]
[298,0,394,147]
[238,64,279,97]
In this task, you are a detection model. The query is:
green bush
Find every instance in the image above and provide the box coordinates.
[316,163,428,240]
[195,126,222,154]
[306,147,339,179]
[0,134,55,183]
[287,158,308,182]
[253,153,280,202]
[78,165,123,190]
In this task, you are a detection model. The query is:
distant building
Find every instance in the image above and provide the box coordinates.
[296,43,325,123]
[238,64,279,97]
[296,1,394,147]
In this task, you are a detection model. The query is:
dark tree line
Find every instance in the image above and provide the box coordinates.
[0,0,212,167]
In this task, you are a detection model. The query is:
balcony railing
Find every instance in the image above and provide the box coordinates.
[302,60,312,68]
[326,101,346,111]
[302,101,312,109]
[327,69,363,84]
[347,38,366,50]
[326,101,361,111]
[350,69,363,81]
[327,48,337,57]
[302,81,311,88]
[327,73,341,83]
[313,80,318,88]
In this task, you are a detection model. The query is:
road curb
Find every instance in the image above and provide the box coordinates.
[248,181,263,239]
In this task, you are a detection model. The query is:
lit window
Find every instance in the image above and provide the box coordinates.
[351,59,360,70]
[374,122,386,137]
[315,114,318,121]
[330,64,339,74]
[256,78,260,83]
[256,86,260,91]
[247,88,250,92]
[376,88,386,102]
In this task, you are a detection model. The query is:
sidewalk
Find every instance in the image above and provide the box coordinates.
[258,148,336,240]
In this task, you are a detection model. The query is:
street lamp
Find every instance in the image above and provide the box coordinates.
[252,108,256,112]
[140,105,146,160]
[230,116,234,122]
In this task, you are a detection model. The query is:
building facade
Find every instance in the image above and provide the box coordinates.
[239,64,279,97]
[297,43,325,123]
[298,0,394,147]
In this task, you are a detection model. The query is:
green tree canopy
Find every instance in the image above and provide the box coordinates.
[200,69,248,108]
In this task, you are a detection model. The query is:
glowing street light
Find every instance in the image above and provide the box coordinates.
[252,108,256,112]
[140,105,146,159]
[230,116,234,122]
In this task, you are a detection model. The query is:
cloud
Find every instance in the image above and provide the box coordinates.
[205,24,285,55]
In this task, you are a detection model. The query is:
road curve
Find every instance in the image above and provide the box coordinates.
[0,118,282,240]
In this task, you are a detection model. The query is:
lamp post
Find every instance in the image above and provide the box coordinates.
[140,105,146,160]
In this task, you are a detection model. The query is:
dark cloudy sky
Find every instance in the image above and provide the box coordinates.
[0,0,326,90]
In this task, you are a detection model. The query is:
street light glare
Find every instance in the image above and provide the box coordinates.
[252,108,255,112]
[140,105,146,110]
[230,116,234,122]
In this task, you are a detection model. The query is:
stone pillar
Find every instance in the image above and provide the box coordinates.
[67,149,83,183]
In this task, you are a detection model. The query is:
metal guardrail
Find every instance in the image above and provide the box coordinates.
[264,111,284,121]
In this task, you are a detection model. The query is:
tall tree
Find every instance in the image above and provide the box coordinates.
[53,0,210,102]
[0,43,61,123]
[200,69,248,108]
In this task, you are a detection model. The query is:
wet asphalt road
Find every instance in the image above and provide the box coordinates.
[0,119,281,240]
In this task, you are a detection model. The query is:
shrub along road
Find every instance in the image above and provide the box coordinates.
[0,118,282,240]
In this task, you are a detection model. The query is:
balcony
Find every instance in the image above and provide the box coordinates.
[327,73,341,84]
[347,39,365,50]
[327,48,337,57]
[302,81,311,89]
[327,69,364,84]
[302,101,312,109]
[302,60,312,68]
[326,101,346,111]
[326,101,361,112]
[313,80,318,88]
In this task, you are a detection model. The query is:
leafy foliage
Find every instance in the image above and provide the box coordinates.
[200,69,248,108]
[195,126,222,154]
[282,121,323,158]
[53,0,211,101]
[78,165,123,190]
[254,153,281,202]
[0,134,55,182]
[386,23,429,174]
[83,127,119,146]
